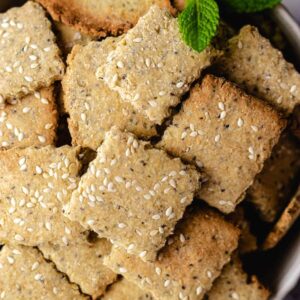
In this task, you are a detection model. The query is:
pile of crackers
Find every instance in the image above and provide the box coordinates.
[0,1,300,299]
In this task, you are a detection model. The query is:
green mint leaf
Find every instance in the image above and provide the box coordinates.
[178,0,219,52]
[222,0,281,13]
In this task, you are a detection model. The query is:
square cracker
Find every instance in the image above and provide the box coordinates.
[0,245,86,299]
[0,145,84,246]
[103,206,240,300]
[39,232,117,299]
[67,127,200,262]
[248,133,300,223]
[101,5,218,124]
[36,0,174,38]
[216,25,300,115]
[63,38,157,150]
[206,257,269,300]
[0,87,57,150]
[0,1,64,102]
[263,185,300,250]
[102,278,154,300]
[159,75,286,213]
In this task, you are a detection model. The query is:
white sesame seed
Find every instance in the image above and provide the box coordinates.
[19,157,26,166]
[248,146,254,154]
[152,214,160,220]
[29,55,37,61]
[179,234,185,243]
[145,58,151,67]
[127,244,135,251]
[181,131,187,139]
[164,279,171,287]
[207,270,212,278]
[159,91,166,96]
[41,98,49,105]
[5,66,12,72]
[251,125,258,132]
[7,256,14,264]
[149,100,157,107]
[196,286,203,295]
[117,61,124,68]
[180,197,187,204]
[45,222,52,231]
[290,85,297,93]
[150,230,158,236]
[80,113,87,122]
[35,166,43,174]
[22,106,31,113]
[218,102,225,110]
[118,223,126,228]
[144,194,151,200]
[237,118,244,127]
[214,134,221,143]
[220,111,226,119]
[14,234,24,241]
[176,81,184,88]
[34,274,44,281]
[87,219,95,226]
[1,141,9,147]
[24,75,33,82]
[44,47,51,52]
[119,267,127,273]
[166,207,173,217]
[133,37,142,43]
[30,63,39,69]
[139,251,147,258]
[231,292,240,300]
[190,131,197,137]
[38,135,46,143]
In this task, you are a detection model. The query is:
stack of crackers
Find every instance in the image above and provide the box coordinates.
[0,1,299,299]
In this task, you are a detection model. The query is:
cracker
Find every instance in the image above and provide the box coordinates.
[228,206,257,254]
[36,0,174,38]
[159,75,286,213]
[103,206,240,300]
[216,25,300,115]
[63,38,157,150]
[102,278,154,300]
[0,244,86,299]
[54,21,93,56]
[263,186,300,250]
[248,133,300,223]
[206,257,270,300]
[67,127,200,262]
[100,5,219,124]
[0,145,85,246]
[39,232,117,298]
[0,87,57,150]
[0,2,64,102]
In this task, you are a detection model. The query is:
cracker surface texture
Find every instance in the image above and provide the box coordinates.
[0,146,84,246]
[0,245,86,299]
[206,257,270,300]
[217,25,300,115]
[36,0,174,38]
[39,233,117,298]
[248,133,300,222]
[63,38,157,150]
[0,1,64,102]
[101,5,217,124]
[0,88,57,150]
[104,206,240,300]
[159,75,285,213]
[67,127,200,261]
[264,186,300,250]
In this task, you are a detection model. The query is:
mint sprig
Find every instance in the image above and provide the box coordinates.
[222,0,282,13]
[178,0,219,53]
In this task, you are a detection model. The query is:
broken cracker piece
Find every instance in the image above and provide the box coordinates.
[102,278,154,300]
[67,127,200,262]
[263,186,300,250]
[248,133,300,223]
[216,25,300,115]
[0,87,57,150]
[63,38,157,150]
[206,256,270,300]
[101,5,218,124]
[39,232,117,298]
[0,244,86,299]
[104,206,240,300]
[0,2,64,102]
[0,146,84,246]
[159,75,286,213]
[36,0,174,38]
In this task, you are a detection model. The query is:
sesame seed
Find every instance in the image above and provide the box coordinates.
[145,58,151,67]
[196,286,203,295]
[166,207,173,217]
[118,223,126,228]
[29,55,37,61]
[248,146,254,154]
[218,102,225,110]
[237,118,244,127]
[127,244,135,251]
[5,66,12,72]
[117,61,124,68]
[34,274,44,281]
[164,279,171,287]
[152,214,160,220]
[22,106,31,113]
[119,267,127,273]
[44,47,51,52]
[181,131,187,139]
[24,76,33,82]
[7,256,14,264]
[159,91,166,96]
[18,157,26,166]
[41,98,49,105]
[35,166,43,174]
[220,111,226,119]
[176,81,184,88]
[207,270,212,278]
[190,131,197,137]
[149,100,157,107]
[133,37,142,43]
[80,113,87,122]
[214,134,221,143]
[179,234,185,243]
[251,125,258,132]
[180,197,187,204]
[150,230,158,236]
[87,219,95,226]
[14,234,24,241]
[169,179,176,188]
[38,135,46,143]
[231,292,240,300]
[45,222,51,231]
[139,251,147,258]
[144,194,151,200]
[290,85,297,93]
